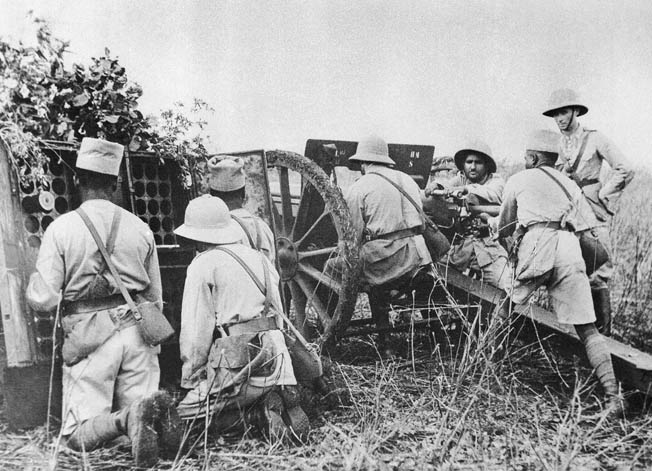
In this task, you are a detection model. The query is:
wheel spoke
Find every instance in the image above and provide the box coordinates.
[298,246,337,260]
[278,167,294,235]
[295,273,333,329]
[297,262,339,292]
[287,280,309,331]
[296,210,329,247]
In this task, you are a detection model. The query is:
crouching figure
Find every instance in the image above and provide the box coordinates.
[174,195,310,441]
[26,138,181,468]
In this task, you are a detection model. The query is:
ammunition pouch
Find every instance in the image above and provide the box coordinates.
[61,309,119,367]
[208,331,276,393]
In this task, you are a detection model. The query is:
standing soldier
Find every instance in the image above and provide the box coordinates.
[174,195,309,440]
[207,156,276,263]
[494,129,624,418]
[543,88,634,334]
[345,135,432,355]
[425,140,511,290]
[25,138,180,468]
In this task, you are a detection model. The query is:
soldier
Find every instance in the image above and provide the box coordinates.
[543,88,634,335]
[25,138,180,468]
[174,195,309,440]
[494,129,624,417]
[207,156,276,263]
[345,135,432,355]
[426,140,512,291]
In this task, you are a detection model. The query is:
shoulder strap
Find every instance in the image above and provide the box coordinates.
[253,217,263,251]
[76,207,141,320]
[569,130,594,177]
[231,214,257,249]
[96,208,122,274]
[211,246,273,313]
[538,167,573,201]
[368,172,436,230]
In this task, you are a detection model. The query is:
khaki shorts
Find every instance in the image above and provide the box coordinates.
[509,231,596,325]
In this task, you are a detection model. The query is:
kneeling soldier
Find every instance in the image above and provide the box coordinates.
[26,138,181,468]
[175,195,309,440]
[494,130,624,418]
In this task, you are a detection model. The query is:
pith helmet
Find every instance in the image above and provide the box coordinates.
[526,129,560,154]
[75,138,124,176]
[454,139,496,174]
[174,195,243,244]
[208,156,245,191]
[348,135,395,166]
[543,88,588,117]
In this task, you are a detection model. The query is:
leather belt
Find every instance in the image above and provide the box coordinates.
[63,292,138,315]
[527,221,564,231]
[366,225,423,242]
[218,316,278,337]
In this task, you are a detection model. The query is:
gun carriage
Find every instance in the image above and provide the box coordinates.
[1,137,651,429]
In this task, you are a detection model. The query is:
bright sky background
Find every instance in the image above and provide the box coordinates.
[2,0,652,169]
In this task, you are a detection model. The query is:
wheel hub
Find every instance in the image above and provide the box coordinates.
[276,236,298,281]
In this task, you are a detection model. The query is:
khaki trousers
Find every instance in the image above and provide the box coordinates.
[61,325,160,435]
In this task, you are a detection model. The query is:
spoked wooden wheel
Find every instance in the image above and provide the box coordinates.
[266,150,360,345]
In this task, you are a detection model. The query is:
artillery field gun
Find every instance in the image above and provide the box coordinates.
[1,137,651,430]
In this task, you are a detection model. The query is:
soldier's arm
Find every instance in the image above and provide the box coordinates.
[344,186,365,243]
[595,132,634,204]
[141,234,163,309]
[179,262,215,389]
[26,226,64,311]
[495,180,518,239]
[466,173,505,204]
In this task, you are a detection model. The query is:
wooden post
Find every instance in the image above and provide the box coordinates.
[0,139,39,367]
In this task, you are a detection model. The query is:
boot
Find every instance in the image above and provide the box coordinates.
[584,333,626,420]
[66,413,124,452]
[278,386,310,442]
[592,288,612,336]
[151,391,183,458]
[123,395,161,468]
[254,391,290,442]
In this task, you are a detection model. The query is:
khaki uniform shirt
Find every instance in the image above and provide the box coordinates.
[496,167,596,235]
[557,126,633,215]
[179,243,294,389]
[439,172,505,204]
[231,208,276,263]
[345,165,431,286]
[26,199,162,311]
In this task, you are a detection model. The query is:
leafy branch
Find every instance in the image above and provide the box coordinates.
[0,16,212,190]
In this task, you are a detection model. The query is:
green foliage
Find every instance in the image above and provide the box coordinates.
[143,99,214,188]
[0,16,211,189]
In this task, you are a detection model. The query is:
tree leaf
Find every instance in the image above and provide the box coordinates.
[104,115,120,124]
[72,93,89,106]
